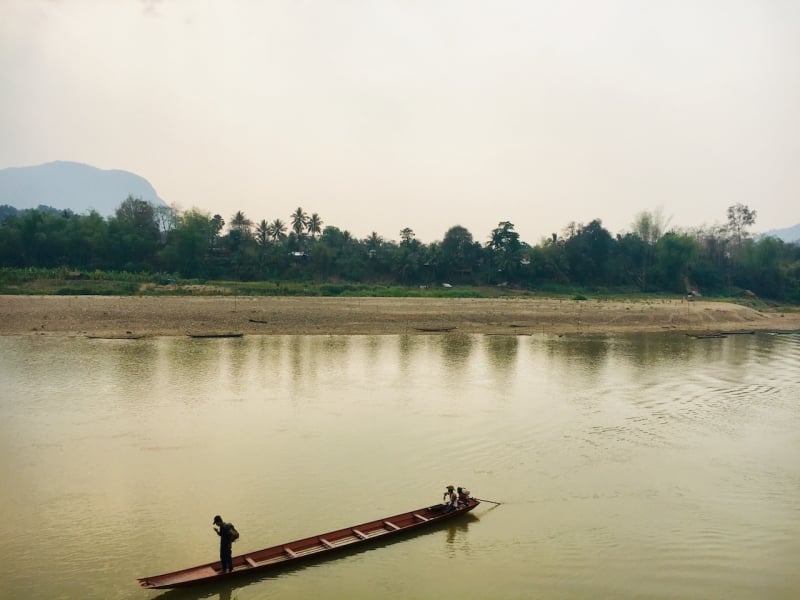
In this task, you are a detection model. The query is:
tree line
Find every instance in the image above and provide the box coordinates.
[0,199,798,302]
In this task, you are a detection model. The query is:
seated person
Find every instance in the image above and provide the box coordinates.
[443,485,457,512]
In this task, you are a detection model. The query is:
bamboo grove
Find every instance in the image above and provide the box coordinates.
[1,199,798,302]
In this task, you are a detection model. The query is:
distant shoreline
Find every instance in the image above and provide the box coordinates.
[1,295,798,338]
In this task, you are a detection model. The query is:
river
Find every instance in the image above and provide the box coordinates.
[1,332,798,599]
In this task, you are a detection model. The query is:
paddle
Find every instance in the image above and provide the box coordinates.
[474,497,502,506]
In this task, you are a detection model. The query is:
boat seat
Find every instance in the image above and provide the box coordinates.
[384,520,400,531]
[320,537,335,549]
[293,545,324,557]
[352,528,368,540]
[283,547,298,558]
[413,513,429,522]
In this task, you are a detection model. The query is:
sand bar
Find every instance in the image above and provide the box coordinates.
[1,295,798,338]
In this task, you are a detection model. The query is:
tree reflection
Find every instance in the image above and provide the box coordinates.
[439,333,473,372]
[485,335,519,372]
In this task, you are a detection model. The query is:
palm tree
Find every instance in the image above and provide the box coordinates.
[365,231,383,258]
[307,213,323,239]
[256,220,269,248]
[291,207,308,239]
[210,214,225,244]
[230,211,253,237]
[269,218,287,243]
[366,231,383,249]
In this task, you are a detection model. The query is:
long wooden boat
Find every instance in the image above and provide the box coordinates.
[187,332,244,339]
[137,498,480,590]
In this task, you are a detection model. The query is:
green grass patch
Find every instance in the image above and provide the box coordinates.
[1,267,798,307]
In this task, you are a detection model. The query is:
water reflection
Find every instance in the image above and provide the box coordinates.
[484,334,519,371]
[166,337,222,391]
[543,335,610,377]
[397,334,422,376]
[439,333,473,372]
[443,513,478,552]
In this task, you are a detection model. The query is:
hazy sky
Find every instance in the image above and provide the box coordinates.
[1,0,798,243]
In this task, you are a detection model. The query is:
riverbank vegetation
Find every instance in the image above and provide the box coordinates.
[1,199,798,303]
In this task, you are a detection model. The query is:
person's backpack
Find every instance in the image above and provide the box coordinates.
[228,523,240,543]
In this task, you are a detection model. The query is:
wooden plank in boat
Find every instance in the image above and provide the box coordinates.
[384,520,400,531]
[294,545,324,557]
[328,534,359,546]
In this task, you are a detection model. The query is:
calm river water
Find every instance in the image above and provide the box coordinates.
[1,332,799,600]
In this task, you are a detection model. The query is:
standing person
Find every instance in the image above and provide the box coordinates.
[212,515,234,573]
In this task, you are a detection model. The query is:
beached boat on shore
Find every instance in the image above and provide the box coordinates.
[137,498,480,590]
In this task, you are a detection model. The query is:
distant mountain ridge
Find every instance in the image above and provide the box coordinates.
[761,224,800,244]
[0,161,167,216]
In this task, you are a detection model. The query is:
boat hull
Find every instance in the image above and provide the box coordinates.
[137,498,480,590]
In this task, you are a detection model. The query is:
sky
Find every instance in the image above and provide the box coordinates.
[1,0,798,244]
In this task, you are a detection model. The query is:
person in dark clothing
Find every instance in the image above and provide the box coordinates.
[212,515,234,573]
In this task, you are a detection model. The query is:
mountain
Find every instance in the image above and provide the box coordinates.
[760,224,800,244]
[0,161,167,216]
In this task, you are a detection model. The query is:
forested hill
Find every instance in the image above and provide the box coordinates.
[0,161,167,216]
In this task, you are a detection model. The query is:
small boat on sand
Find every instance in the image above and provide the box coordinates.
[187,332,244,339]
[137,498,480,590]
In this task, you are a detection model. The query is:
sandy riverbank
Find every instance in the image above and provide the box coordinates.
[1,295,798,338]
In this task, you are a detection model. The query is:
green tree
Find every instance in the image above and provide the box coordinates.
[162,210,216,277]
[631,208,671,290]
[737,236,790,299]
[726,203,757,248]
[65,210,109,270]
[528,234,569,284]
[607,232,646,288]
[364,231,391,280]
[107,196,161,270]
[563,219,613,286]
[317,226,365,281]
[653,232,699,293]
[230,211,253,238]
[153,204,178,242]
[269,218,287,243]
[399,227,416,247]
[211,214,225,240]
[256,220,270,248]
[307,213,323,239]
[486,221,522,283]
[440,225,480,283]
[291,207,308,240]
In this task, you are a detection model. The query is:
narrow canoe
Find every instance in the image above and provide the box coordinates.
[137,498,480,590]
[187,332,244,338]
